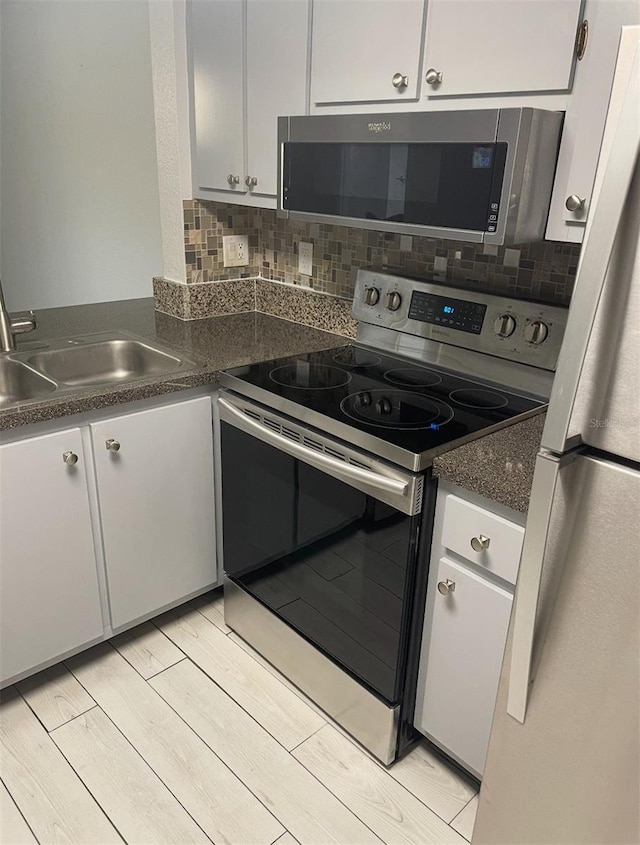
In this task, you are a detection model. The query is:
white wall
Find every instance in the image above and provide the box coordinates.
[0,0,164,311]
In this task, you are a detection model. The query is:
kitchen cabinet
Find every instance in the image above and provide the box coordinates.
[416,557,513,779]
[189,0,309,205]
[310,0,425,105]
[422,0,582,98]
[91,396,216,629]
[0,392,218,686]
[0,428,103,685]
[415,485,525,778]
[546,4,640,242]
[190,0,244,197]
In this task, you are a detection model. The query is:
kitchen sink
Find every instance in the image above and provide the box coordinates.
[0,332,201,407]
[27,337,187,387]
[0,359,57,406]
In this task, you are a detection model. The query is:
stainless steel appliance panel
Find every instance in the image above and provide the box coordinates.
[475,452,640,845]
[224,579,400,765]
[278,108,563,245]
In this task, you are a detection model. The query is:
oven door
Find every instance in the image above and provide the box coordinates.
[218,393,425,706]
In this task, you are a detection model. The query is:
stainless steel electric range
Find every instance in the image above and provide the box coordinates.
[217,269,568,764]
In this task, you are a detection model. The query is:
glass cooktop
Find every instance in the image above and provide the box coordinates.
[220,344,544,471]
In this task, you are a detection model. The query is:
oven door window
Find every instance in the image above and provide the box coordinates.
[221,423,421,704]
[283,141,507,232]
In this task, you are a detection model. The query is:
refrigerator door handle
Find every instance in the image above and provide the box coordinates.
[543,40,640,454]
[507,451,579,723]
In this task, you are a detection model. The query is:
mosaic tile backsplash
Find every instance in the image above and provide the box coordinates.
[184,199,581,305]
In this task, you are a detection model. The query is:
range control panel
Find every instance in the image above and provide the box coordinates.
[353,269,569,372]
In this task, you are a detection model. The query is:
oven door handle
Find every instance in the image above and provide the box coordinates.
[219,396,418,513]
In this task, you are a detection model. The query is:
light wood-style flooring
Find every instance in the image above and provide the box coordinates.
[1,591,479,845]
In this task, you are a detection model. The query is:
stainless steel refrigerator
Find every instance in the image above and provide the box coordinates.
[474,29,640,845]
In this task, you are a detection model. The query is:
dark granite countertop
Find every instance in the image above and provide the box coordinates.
[432,411,546,513]
[0,298,346,431]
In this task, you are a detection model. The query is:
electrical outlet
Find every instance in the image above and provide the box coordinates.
[299,241,313,276]
[223,234,249,268]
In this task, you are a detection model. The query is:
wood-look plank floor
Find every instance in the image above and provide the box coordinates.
[0,588,478,845]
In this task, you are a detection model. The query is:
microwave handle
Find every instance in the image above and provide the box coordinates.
[219,396,415,512]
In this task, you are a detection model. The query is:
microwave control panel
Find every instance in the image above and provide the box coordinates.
[353,269,569,372]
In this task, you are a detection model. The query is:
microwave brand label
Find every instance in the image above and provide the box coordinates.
[368,121,392,133]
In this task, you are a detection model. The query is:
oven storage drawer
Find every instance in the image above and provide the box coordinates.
[441,493,524,586]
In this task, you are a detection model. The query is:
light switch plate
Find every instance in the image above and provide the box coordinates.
[299,241,313,276]
[223,234,249,267]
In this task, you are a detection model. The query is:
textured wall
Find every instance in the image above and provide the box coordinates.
[184,200,581,306]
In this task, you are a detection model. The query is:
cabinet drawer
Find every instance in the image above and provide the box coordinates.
[441,493,524,585]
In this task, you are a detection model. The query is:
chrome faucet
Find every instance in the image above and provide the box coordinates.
[0,278,37,353]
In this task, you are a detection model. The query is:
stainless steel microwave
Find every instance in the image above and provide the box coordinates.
[277,109,563,245]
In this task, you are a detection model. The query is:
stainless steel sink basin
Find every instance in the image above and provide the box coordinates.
[0,332,201,408]
[0,359,57,406]
[27,337,187,387]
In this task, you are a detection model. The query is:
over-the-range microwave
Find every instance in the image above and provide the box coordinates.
[277,109,563,246]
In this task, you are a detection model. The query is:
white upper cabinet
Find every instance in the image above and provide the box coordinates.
[423,0,583,98]
[310,0,426,104]
[246,0,309,197]
[546,4,640,241]
[190,0,245,196]
[189,0,309,205]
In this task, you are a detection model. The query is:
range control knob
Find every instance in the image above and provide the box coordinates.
[524,320,549,345]
[493,314,516,338]
[363,286,380,306]
[386,291,402,312]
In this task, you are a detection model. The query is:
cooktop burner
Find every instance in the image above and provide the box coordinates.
[341,389,454,430]
[332,347,382,369]
[220,344,543,470]
[450,388,509,409]
[269,363,351,390]
[384,367,443,388]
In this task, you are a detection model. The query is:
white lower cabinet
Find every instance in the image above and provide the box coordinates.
[0,428,103,685]
[415,485,524,778]
[0,393,218,686]
[91,396,216,630]
[416,557,513,778]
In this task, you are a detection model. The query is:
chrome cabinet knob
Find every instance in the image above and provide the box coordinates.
[392,72,409,89]
[437,579,456,596]
[105,439,121,452]
[386,291,402,312]
[364,286,380,306]
[227,174,240,186]
[425,68,443,85]
[62,451,78,466]
[493,314,516,338]
[565,194,586,213]
[471,534,491,552]
[245,176,258,187]
[524,320,549,345]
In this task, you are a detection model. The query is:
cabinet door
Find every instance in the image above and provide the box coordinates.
[0,429,102,684]
[416,557,512,778]
[546,4,640,242]
[246,0,309,197]
[423,0,582,97]
[189,0,246,195]
[91,397,216,629]
[310,0,425,104]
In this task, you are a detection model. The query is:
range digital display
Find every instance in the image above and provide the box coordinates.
[408,292,487,334]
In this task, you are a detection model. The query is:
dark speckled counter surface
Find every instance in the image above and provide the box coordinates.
[1,296,544,511]
[0,298,346,431]
[432,412,545,513]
